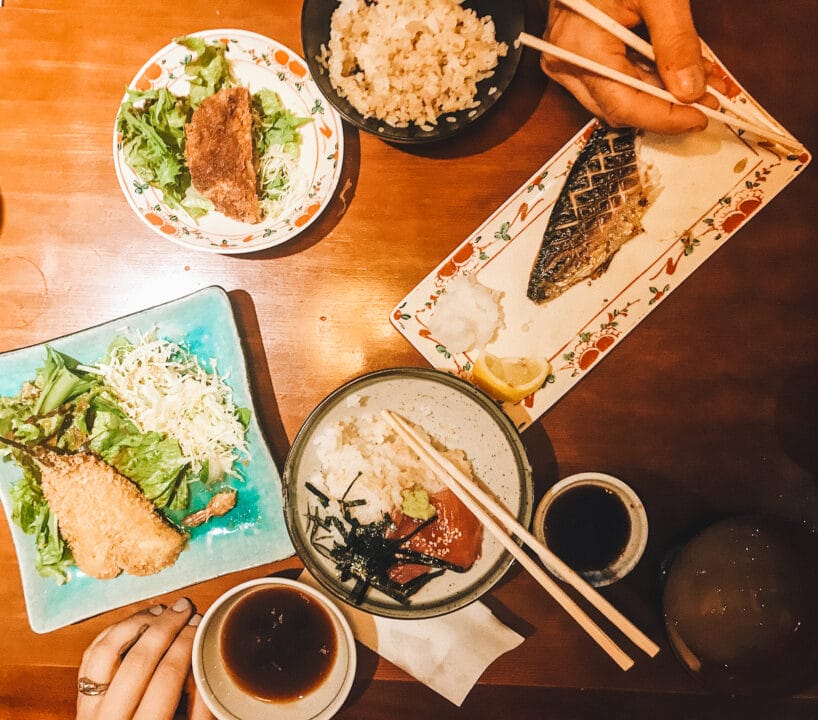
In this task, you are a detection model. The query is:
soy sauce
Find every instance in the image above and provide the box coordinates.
[220,586,337,702]
[544,484,631,572]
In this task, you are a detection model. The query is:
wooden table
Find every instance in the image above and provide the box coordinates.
[1,0,817,717]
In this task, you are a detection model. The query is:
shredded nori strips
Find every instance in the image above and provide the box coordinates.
[305,478,467,605]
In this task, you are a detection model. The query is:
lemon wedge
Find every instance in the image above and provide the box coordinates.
[472,353,552,403]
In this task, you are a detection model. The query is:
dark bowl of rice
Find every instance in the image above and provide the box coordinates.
[301,0,525,144]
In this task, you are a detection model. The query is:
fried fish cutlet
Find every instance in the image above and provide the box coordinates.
[34,449,186,579]
[185,86,263,223]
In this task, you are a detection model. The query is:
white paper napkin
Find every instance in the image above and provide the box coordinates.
[299,571,524,706]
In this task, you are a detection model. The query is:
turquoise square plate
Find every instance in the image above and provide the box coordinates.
[0,286,293,633]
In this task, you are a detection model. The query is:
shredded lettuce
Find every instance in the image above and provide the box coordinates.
[253,88,310,156]
[96,332,250,485]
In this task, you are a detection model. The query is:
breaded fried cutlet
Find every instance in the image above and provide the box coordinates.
[35,449,186,579]
[185,86,263,223]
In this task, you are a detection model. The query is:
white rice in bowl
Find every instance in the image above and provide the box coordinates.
[318,0,508,128]
[309,413,473,524]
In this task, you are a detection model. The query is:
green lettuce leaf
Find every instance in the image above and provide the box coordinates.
[253,88,311,157]
[31,346,98,415]
[118,87,201,217]
[88,394,189,510]
[9,459,73,584]
[175,35,236,107]
[0,347,98,446]
[117,36,235,219]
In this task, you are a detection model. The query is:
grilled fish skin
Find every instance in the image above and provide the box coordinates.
[527,125,650,304]
[32,448,186,579]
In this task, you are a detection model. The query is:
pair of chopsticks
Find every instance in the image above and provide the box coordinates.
[518,0,799,149]
[381,410,660,671]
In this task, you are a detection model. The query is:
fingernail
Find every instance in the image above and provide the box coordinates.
[172,597,191,612]
[188,613,202,627]
[148,605,165,616]
[673,65,705,100]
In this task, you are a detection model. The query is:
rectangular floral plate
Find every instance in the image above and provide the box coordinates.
[0,286,294,633]
[391,52,811,431]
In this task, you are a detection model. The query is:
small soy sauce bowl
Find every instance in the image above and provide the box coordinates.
[533,472,648,587]
[192,578,356,720]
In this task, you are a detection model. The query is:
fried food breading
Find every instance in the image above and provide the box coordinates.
[35,449,186,579]
[185,86,263,223]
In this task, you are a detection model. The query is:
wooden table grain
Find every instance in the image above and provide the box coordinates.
[1,1,817,718]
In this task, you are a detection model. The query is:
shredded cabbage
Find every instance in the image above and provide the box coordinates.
[253,88,312,219]
[92,331,249,484]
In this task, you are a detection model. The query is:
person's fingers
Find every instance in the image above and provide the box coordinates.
[703,59,728,96]
[698,91,719,111]
[542,46,707,133]
[581,62,708,133]
[184,667,218,720]
[77,606,165,720]
[640,0,706,102]
[100,598,194,719]
[79,607,163,678]
[542,3,707,133]
[540,54,607,117]
[540,9,628,120]
[133,614,201,720]
[187,685,218,720]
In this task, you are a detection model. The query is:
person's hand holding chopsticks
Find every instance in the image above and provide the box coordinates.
[541,0,726,134]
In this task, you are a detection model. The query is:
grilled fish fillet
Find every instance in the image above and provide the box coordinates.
[527,125,650,304]
[35,449,186,579]
[185,86,263,223]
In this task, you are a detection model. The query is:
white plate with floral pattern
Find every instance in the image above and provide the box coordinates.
[391,50,810,431]
[113,29,344,254]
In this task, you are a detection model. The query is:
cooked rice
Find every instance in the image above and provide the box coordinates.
[309,413,473,524]
[318,0,508,128]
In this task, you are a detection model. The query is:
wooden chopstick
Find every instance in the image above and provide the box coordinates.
[386,409,660,659]
[382,410,646,671]
[518,31,800,149]
[555,0,789,137]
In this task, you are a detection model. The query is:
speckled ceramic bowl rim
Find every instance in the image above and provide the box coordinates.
[282,366,534,619]
[533,472,648,587]
[192,577,357,720]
